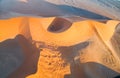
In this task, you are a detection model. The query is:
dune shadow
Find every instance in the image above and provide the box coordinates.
[8,34,41,78]
[64,62,120,78]
[0,36,24,78]
[34,39,120,78]
[57,42,89,78]
[47,17,72,33]
[0,34,41,78]
[52,41,120,78]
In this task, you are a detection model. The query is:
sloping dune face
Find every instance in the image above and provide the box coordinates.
[0,17,120,78]
[0,18,22,41]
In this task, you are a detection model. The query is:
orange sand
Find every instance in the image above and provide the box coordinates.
[0,17,120,78]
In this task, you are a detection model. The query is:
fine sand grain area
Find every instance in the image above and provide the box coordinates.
[0,17,120,78]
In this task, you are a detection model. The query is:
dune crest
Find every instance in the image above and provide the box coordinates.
[0,17,120,78]
[27,18,120,78]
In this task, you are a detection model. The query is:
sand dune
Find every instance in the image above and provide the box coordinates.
[0,17,120,78]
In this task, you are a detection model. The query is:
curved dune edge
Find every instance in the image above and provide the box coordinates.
[27,18,120,78]
[0,17,120,78]
[29,18,120,46]
[0,17,119,46]
[29,17,94,46]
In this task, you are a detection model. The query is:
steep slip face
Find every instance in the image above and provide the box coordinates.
[0,17,120,78]
[26,18,120,78]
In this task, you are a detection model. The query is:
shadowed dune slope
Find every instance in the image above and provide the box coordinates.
[0,17,120,78]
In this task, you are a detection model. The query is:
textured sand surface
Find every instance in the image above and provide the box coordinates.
[0,17,120,78]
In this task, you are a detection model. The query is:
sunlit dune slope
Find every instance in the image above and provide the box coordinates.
[0,17,120,78]
[0,17,119,45]
[0,18,23,41]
